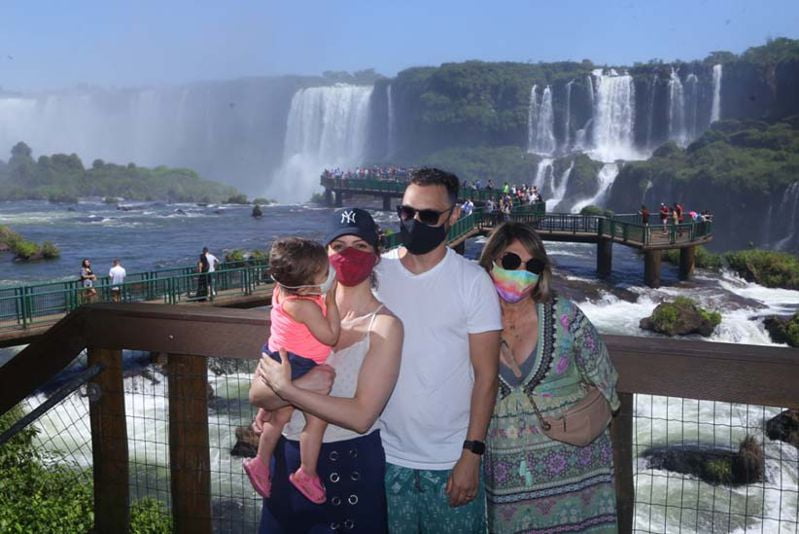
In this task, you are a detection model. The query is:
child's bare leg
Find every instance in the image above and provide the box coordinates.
[298,413,328,478]
[255,406,294,465]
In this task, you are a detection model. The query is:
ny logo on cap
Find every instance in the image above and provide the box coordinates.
[341,210,357,224]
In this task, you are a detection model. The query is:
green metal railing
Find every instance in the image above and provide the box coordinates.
[0,261,271,331]
[0,201,711,332]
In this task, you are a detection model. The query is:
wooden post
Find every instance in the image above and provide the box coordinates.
[382,194,391,211]
[611,392,634,534]
[679,245,696,281]
[644,250,661,288]
[597,238,613,278]
[88,347,130,533]
[168,353,212,534]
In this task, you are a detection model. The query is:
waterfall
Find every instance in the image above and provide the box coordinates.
[774,182,799,250]
[533,157,554,192]
[386,83,396,159]
[527,85,556,155]
[272,84,374,202]
[645,75,658,149]
[571,163,620,213]
[590,69,637,162]
[685,74,700,142]
[546,161,574,212]
[668,67,688,146]
[564,81,574,152]
[711,64,723,123]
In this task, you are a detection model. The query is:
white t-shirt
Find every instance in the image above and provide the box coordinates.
[205,253,219,272]
[375,248,502,470]
[109,265,126,286]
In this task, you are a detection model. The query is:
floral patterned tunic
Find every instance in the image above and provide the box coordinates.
[484,297,620,533]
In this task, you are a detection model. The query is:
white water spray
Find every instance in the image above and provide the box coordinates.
[711,64,723,123]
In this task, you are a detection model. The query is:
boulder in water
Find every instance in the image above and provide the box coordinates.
[766,409,799,449]
[643,435,764,486]
[639,296,721,337]
[231,425,259,458]
[763,313,799,347]
[251,204,263,218]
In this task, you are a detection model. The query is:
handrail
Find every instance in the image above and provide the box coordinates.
[1,303,797,534]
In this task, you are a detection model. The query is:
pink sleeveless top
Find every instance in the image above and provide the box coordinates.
[268,289,331,364]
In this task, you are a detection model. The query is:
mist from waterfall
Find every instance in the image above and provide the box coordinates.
[571,163,620,213]
[386,83,396,159]
[668,67,688,146]
[269,84,374,203]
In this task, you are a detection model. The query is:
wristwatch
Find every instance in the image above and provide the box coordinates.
[463,440,486,455]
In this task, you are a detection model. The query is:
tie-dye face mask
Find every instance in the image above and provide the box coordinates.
[490,264,539,303]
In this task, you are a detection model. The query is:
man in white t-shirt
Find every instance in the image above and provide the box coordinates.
[203,247,220,296]
[108,259,126,303]
[375,168,502,533]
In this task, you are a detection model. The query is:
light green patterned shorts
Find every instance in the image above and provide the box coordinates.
[384,463,486,534]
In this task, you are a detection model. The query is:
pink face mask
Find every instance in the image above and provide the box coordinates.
[329,247,377,286]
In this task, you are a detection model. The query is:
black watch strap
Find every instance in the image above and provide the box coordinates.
[463,440,486,455]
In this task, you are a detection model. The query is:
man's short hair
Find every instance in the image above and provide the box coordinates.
[409,168,459,205]
[113,259,120,265]
[202,247,209,253]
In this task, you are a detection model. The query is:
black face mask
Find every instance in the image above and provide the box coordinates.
[400,218,448,255]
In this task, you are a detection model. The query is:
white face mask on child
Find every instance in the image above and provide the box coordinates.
[276,267,336,295]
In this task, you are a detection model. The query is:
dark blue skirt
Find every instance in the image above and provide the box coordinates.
[259,430,387,534]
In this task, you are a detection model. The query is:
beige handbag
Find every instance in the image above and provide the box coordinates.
[529,385,612,447]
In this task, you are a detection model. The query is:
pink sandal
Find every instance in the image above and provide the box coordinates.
[289,467,326,504]
[243,457,271,498]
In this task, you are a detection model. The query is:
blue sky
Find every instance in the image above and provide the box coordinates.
[0,0,797,91]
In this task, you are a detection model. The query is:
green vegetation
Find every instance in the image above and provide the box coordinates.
[0,225,60,261]
[619,117,799,196]
[0,404,173,533]
[418,146,540,183]
[723,249,799,289]
[309,192,326,204]
[704,459,733,484]
[223,249,268,266]
[662,246,723,271]
[764,312,799,348]
[252,197,276,205]
[0,142,239,203]
[226,193,249,204]
[128,497,172,534]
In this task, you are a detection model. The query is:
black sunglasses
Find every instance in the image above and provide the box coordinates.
[396,204,454,226]
[498,252,546,274]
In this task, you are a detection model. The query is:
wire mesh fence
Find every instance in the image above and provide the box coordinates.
[633,394,799,533]
[4,352,798,533]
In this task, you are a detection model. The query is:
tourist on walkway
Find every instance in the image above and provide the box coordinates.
[659,203,669,233]
[108,259,126,303]
[80,258,97,302]
[203,246,220,296]
[251,207,403,533]
[639,204,650,225]
[196,253,210,301]
[375,168,501,533]
[478,222,619,533]
[462,199,474,217]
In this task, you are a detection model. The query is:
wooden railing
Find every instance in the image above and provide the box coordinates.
[3,305,796,532]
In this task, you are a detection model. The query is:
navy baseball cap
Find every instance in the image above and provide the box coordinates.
[325,208,379,247]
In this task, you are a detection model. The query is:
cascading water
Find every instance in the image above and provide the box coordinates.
[773,182,799,250]
[685,74,699,142]
[563,80,574,152]
[571,162,620,213]
[668,67,688,146]
[546,161,574,212]
[590,69,637,162]
[711,64,723,123]
[527,85,556,155]
[270,84,373,203]
[386,83,396,159]
[533,157,554,193]
[645,75,658,149]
